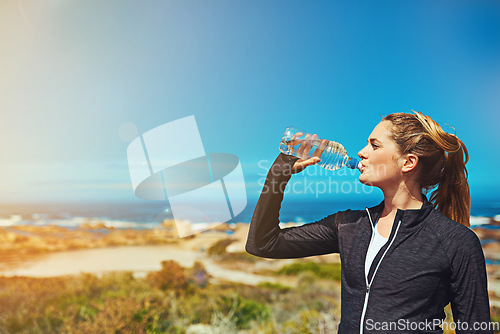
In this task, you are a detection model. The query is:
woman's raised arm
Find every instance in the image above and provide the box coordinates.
[245,153,340,259]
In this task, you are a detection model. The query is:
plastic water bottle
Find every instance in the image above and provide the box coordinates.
[279,126,361,170]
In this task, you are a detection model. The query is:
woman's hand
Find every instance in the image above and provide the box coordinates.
[291,156,321,173]
[290,134,327,173]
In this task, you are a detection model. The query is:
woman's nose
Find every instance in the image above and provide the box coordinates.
[358,145,368,159]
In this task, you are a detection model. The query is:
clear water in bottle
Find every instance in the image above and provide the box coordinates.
[279,126,360,170]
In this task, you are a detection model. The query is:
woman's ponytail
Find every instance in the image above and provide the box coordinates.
[383,111,471,227]
[426,130,470,228]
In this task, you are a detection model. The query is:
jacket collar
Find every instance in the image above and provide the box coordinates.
[367,194,434,233]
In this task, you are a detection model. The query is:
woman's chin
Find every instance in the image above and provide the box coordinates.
[358,176,374,187]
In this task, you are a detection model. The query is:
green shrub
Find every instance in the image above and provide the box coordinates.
[215,294,271,329]
[219,251,260,263]
[186,261,210,288]
[207,238,236,257]
[146,260,187,292]
[276,261,342,281]
[257,281,292,293]
[283,309,339,333]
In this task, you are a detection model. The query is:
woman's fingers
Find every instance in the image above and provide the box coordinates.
[289,132,303,155]
[297,133,311,158]
[313,139,328,158]
[291,156,321,174]
[296,133,318,159]
[293,132,303,141]
[286,132,323,172]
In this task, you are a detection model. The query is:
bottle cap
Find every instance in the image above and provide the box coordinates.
[348,157,359,169]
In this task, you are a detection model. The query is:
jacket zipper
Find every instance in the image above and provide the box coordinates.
[359,208,402,334]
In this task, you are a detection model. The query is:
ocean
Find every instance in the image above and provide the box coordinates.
[0,196,498,229]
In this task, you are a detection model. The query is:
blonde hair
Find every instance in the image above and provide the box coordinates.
[383,111,471,227]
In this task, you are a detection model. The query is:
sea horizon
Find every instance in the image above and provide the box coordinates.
[0,194,498,229]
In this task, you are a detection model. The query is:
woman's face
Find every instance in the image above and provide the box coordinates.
[357,121,405,189]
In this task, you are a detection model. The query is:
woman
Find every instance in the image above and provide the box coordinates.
[246,112,492,333]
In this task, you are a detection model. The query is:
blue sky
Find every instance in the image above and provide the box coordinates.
[0,1,499,204]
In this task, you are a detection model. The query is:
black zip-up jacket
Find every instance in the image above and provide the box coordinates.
[246,154,492,333]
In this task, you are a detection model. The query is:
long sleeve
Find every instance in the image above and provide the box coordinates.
[245,153,340,259]
[449,228,493,333]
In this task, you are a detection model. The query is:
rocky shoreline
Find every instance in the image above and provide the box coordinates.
[473,218,500,269]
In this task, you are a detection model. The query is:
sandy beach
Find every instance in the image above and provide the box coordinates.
[0,222,307,289]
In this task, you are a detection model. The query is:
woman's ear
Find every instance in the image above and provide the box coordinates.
[402,154,419,173]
